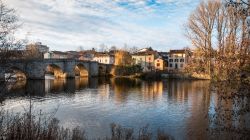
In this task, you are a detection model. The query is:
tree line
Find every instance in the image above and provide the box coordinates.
[185,0,250,81]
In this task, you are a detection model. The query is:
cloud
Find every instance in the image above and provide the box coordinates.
[4,0,200,51]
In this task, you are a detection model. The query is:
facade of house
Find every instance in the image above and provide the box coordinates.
[132,48,158,72]
[78,50,96,61]
[154,58,164,71]
[93,53,115,64]
[44,51,68,59]
[168,50,188,71]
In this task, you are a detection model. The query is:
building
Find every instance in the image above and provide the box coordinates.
[154,58,165,71]
[158,52,169,70]
[93,53,115,64]
[66,51,80,59]
[132,47,158,72]
[78,50,96,61]
[168,49,189,71]
[44,51,68,59]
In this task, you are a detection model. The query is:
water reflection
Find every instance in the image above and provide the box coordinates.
[0,77,216,139]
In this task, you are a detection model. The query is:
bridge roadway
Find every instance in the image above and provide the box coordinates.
[0,59,113,80]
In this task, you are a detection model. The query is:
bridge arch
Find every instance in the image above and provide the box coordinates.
[45,64,66,79]
[4,66,27,81]
[74,63,89,77]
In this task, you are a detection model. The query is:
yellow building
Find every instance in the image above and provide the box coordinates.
[154,58,164,71]
[131,48,158,72]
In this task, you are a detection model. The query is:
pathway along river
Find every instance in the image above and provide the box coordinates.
[0,77,221,139]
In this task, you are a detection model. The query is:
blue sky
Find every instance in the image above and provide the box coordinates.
[5,0,200,51]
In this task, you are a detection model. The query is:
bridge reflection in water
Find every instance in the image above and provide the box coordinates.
[1,78,229,139]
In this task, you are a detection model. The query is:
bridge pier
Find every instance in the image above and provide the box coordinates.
[0,70,5,81]
[65,70,75,78]
[89,62,98,77]
[64,61,77,78]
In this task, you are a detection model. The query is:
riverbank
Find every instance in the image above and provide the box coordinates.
[112,71,211,80]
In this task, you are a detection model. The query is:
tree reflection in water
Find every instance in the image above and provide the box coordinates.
[0,78,249,139]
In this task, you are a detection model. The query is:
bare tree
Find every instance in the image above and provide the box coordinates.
[25,44,42,59]
[129,46,139,53]
[114,49,132,66]
[186,0,221,78]
[186,0,250,80]
[99,43,108,52]
[0,0,24,63]
[77,46,84,51]
[109,45,117,51]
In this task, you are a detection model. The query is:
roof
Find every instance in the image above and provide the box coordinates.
[169,50,186,54]
[132,47,158,56]
[94,52,114,57]
[132,51,157,56]
[136,47,154,53]
[79,50,96,54]
[67,51,78,53]
[50,51,68,55]
[158,52,169,54]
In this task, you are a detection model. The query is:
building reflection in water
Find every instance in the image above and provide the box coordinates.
[141,81,163,101]
[1,77,240,139]
[110,78,142,103]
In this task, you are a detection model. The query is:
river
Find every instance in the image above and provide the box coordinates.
[0,77,217,139]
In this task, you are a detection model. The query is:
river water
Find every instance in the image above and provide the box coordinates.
[0,78,216,139]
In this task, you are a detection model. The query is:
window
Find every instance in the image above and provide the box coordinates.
[170,64,172,67]
[140,58,142,61]
[105,59,107,62]
[157,63,160,67]
[157,60,159,62]
[169,59,173,62]
[180,59,184,62]
[175,59,179,62]
[148,57,151,61]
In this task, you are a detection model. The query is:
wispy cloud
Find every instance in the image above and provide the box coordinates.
[5,0,200,51]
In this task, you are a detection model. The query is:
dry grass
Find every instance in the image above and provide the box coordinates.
[0,110,86,140]
[0,110,173,140]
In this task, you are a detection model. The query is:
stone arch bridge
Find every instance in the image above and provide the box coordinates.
[0,59,113,80]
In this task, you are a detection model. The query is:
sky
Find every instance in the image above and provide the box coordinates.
[5,0,200,51]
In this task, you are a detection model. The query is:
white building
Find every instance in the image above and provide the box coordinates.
[168,50,189,71]
[93,53,114,64]
[44,51,68,59]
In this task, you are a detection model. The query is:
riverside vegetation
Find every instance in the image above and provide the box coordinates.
[0,107,173,140]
